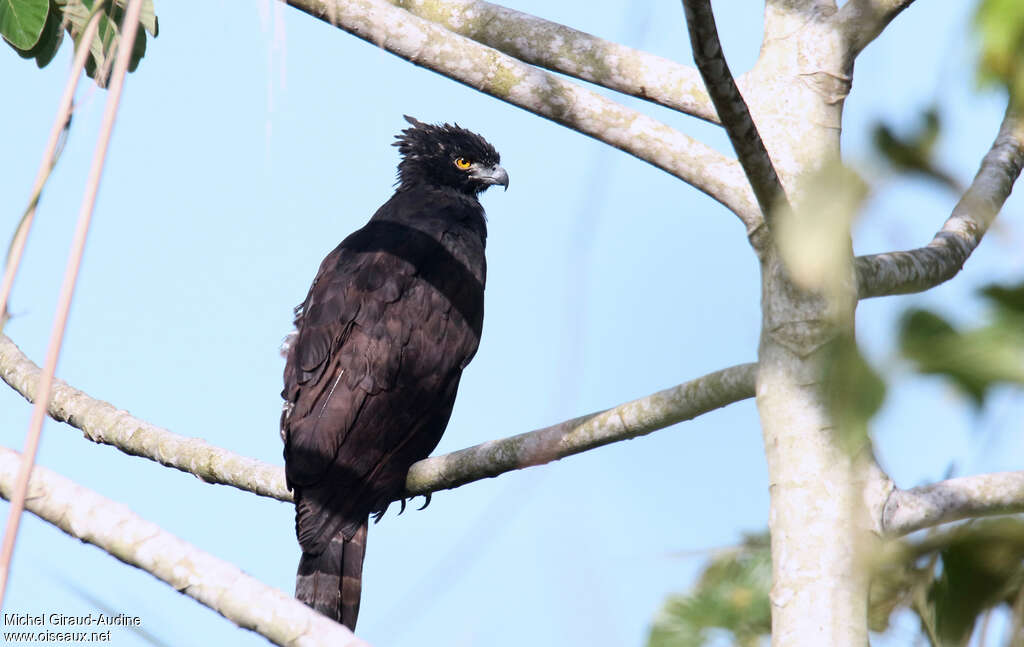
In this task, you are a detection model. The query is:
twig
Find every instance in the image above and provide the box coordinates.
[681,0,788,221]
[0,446,367,647]
[0,0,146,608]
[856,105,1024,299]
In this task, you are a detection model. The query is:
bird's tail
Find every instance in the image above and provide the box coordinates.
[295,520,368,630]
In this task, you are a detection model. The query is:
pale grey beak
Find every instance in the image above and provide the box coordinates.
[472,164,510,191]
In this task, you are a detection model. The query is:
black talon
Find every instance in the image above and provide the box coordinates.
[398,498,407,515]
[416,493,432,510]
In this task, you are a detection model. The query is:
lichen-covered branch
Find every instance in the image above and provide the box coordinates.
[0,333,755,502]
[835,0,919,57]
[0,334,291,501]
[283,0,760,230]
[682,0,787,221]
[406,362,757,494]
[882,471,1024,537]
[389,0,719,123]
[0,447,366,647]
[856,106,1024,299]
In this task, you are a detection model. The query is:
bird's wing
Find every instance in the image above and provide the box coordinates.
[282,239,410,490]
[282,215,484,553]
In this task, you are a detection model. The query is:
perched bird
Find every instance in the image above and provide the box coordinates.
[280,116,508,630]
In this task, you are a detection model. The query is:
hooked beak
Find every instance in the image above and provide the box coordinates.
[471,164,510,191]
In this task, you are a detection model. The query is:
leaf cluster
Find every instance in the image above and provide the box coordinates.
[873,518,1024,647]
[651,279,1024,645]
[647,534,771,647]
[0,0,158,85]
[649,520,1024,647]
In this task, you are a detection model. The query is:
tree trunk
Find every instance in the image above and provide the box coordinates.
[750,3,870,645]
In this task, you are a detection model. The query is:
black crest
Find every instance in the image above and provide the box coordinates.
[393,116,502,193]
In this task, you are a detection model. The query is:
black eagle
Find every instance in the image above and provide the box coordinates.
[281,116,508,630]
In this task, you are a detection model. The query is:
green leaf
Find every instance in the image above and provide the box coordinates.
[17,0,63,68]
[56,0,151,86]
[113,0,155,36]
[975,0,1024,103]
[4,0,156,76]
[0,0,49,50]
[108,0,146,73]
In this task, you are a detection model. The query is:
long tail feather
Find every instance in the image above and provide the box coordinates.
[295,520,368,630]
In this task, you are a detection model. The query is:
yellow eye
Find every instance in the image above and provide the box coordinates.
[454,157,472,170]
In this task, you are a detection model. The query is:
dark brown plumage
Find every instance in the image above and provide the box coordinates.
[281,116,507,630]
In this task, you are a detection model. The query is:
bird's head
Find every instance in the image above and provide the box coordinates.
[394,116,509,195]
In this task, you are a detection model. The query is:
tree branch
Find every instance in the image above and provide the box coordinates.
[681,0,788,221]
[856,106,1024,299]
[389,0,719,123]
[882,471,1024,537]
[282,0,760,230]
[0,334,755,502]
[835,0,918,58]
[0,447,366,647]
[405,362,757,494]
[0,334,291,500]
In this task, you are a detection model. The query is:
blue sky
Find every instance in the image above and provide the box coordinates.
[1,1,1022,645]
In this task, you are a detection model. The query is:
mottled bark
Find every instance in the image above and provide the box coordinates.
[0,335,290,500]
[406,362,757,494]
[745,4,870,646]
[0,334,755,502]
[390,0,718,122]
[856,107,1024,299]
[0,447,365,647]
[883,471,1024,537]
